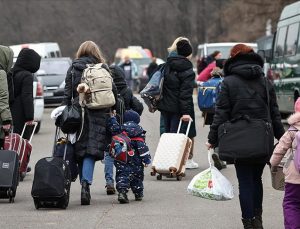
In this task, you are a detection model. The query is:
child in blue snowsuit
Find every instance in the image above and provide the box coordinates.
[108,109,151,203]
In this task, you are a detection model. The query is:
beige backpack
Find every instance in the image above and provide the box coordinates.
[79,63,115,109]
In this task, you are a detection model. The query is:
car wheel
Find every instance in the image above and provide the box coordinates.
[35,121,41,134]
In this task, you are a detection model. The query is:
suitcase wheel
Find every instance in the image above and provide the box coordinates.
[7,189,15,203]
[176,175,183,181]
[34,200,40,210]
[150,171,156,176]
[156,174,162,180]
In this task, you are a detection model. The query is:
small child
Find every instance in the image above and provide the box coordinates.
[108,109,151,204]
[270,98,300,228]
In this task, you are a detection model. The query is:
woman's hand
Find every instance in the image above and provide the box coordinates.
[25,120,35,126]
[181,115,192,122]
[205,142,213,149]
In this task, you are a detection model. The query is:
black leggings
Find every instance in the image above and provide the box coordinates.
[235,163,265,219]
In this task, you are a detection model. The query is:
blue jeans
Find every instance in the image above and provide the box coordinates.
[104,152,114,186]
[78,156,95,185]
[235,163,265,219]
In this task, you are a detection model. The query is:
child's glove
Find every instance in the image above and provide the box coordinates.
[142,155,151,167]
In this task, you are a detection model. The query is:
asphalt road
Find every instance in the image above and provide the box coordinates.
[0,99,285,229]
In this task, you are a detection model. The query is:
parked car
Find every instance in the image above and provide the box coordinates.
[33,75,44,133]
[36,57,72,105]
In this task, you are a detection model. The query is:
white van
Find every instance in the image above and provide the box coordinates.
[9,42,62,61]
[197,42,258,60]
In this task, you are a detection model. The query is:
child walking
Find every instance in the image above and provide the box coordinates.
[108,109,151,203]
[270,98,300,229]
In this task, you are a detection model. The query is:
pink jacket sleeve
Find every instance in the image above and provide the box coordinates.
[270,130,294,166]
[197,62,216,82]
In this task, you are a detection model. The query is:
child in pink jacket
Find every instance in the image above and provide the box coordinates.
[270,98,300,229]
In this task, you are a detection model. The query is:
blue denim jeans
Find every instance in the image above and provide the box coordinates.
[78,156,95,185]
[104,152,114,186]
[234,163,265,219]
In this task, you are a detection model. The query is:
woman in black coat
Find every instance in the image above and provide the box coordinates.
[62,41,117,205]
[207,44,284,228]
[11,48,41,140]
[157,37,198,169]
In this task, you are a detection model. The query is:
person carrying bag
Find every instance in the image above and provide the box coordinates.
[206,44,284,229]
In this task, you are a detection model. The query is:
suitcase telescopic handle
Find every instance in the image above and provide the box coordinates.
[177,119,192,136]
[21,122,38,143]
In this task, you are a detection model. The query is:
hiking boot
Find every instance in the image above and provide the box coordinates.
[81,180,91,205]
[242,218,254,229]
[118,193,129,204]
[212,153,223,170]
[106,184,116,195]
[134,193,143,201]
[186,159,199,169]
[253,209,263,229]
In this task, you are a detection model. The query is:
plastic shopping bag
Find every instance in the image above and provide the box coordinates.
[187,151,234,201]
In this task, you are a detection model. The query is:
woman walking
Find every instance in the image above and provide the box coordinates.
[207,44,284,228]
[62,41,117,205]
[157,37,198,169]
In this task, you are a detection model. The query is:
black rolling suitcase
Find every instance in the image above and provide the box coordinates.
[31,129,72,209]
[0,149,19,203]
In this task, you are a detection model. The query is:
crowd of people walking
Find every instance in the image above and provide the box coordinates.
[0,37,300,229]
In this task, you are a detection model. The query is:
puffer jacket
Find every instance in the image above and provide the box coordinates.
[208,52,284,162]
[62,56,117,161]
[0,46,13,139]
[271,113,300,184]
[11,48,41,137]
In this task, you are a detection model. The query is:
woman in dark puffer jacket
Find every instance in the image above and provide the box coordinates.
[62,41,117,205]
[157,37,198,169]
[207,44,284,229]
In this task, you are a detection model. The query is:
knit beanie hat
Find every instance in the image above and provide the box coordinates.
[230,44,254,58]
[176,40,193,57]
[124,109,140,124]
[295,98,300,113]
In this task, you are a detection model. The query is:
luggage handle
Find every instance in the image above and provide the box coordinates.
[21,122,38,143]
[52,126,68,161]
[177,119,192,136]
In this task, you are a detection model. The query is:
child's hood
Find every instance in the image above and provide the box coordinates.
[287,112,300,129]
[122,121,145,137]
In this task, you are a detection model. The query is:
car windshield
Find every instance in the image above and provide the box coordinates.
[39,60,70,75]
[206,45,258,59]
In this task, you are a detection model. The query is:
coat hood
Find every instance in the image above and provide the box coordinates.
[14,48,41,73]
[72,56,98,71]
[224,52,264,80]
[166,55,193,72]
[109,64,127,91]
[0,45,14,72]
[122,121,145,138]
[288,112,300,129]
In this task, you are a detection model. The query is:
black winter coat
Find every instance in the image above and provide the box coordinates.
[62,56,117,161]
[11,48,41,139]
[208,52,285,163]
[109,65,144,115]
[157,56,196,138]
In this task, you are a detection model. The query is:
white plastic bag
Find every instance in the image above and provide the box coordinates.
[187,151,234,201]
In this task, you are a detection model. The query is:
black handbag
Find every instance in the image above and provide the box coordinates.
[218,78,274,161]
[56,68,82,134]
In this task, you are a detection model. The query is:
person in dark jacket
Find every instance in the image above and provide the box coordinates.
[11,48,41,140]
[147,57,158,79]
[104,64,144,195]
[206,44,285,229]
[157,37,198,169]
[62,41,117,205]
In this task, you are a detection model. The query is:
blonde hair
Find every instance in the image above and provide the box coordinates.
[76,41,106,63]
[167,37,190,53]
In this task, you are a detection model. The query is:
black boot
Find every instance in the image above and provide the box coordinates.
[118,192,129,204]
[134,193,143,201]
[81,180,91,205]
[253,209,263,229]
[242,218,254,229]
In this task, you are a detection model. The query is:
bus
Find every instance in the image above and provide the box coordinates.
[268,1,300,118]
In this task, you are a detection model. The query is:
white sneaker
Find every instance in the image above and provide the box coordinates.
[186,159,199,169]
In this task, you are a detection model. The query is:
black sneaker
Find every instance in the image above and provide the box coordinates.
[106,184,116,195]
[134,194,143,201]
[212,153,223,170]
[118,193,129,204]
